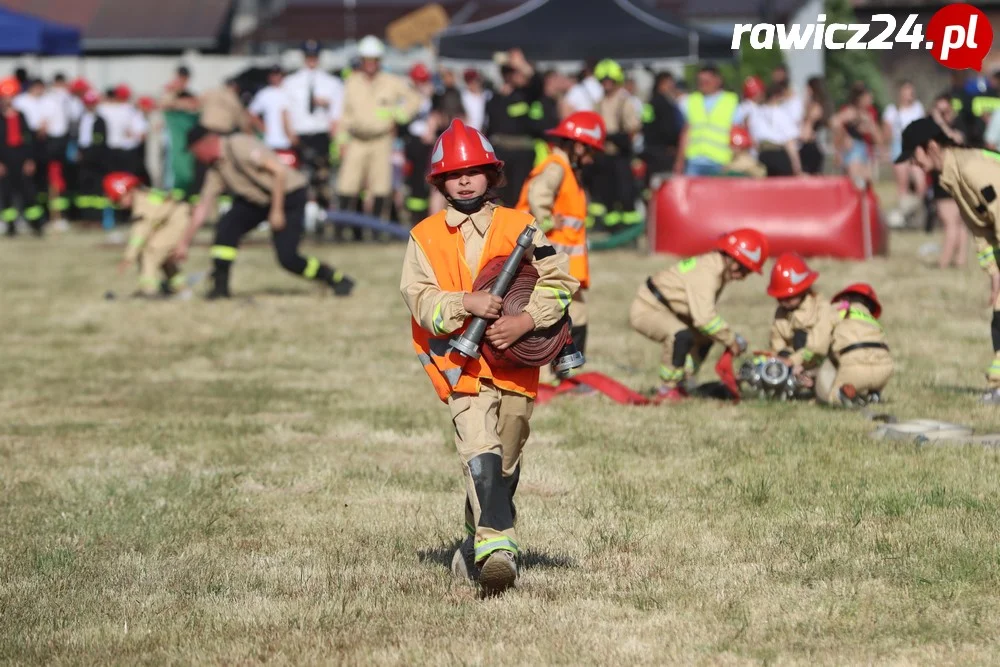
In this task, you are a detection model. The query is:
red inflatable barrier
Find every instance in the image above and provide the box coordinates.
[648,176,887,260]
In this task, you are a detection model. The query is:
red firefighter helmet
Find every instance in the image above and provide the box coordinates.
[0,77,20,98]
[114,84,131,101]
[715,228,769,273]
[832,283,882,318]
[743,75,765,100]
[767,252,818,298]
[103,172,141,204]
[409,63,431,84]
[730,125,752,150]
[545,111,607,151]
[426,119,504,181]
[69,77,90,95]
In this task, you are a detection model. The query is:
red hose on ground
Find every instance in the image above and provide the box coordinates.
[473,255,570,368]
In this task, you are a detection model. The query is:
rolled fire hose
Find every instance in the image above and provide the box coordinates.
[472,254,570,368]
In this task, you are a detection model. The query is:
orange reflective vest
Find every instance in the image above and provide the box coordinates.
[515,151,589,288]
[410,207,540,402]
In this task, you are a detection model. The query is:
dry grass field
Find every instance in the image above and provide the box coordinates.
[4,222,1000,665]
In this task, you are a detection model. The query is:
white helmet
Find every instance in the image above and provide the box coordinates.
[358,35,385,59]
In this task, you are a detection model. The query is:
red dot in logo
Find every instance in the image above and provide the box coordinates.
[926,3,994,71]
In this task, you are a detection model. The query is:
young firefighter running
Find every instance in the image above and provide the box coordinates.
[814,283,893,407]
[630,229,769,402]
[175,125,355,299]
[898,117,1000,402]
[766,253,837,388]
[104,172,191,298]
[400,119,578,596]
[515,111,605,380]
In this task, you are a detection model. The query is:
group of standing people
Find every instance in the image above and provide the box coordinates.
[0,71,153,235]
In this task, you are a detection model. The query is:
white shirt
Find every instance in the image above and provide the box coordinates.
[565,76,604,112]
[408,96,434,139]
[747,102,800,144]
[734,100,756,126]
[883,101,926,146]
[249,85,293,149]
[78,111,98,148]
[68,96,84,124]
[39,88,73,138]
[461,89,490,131]
[121,107,148,150]
[99,102,137,149]
[12,94,45,131]
[283,67,344,135]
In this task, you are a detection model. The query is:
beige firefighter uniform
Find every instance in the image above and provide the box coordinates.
[597,88,642,157]
[199,85,247,135]
[401,203,578,560]
[726,151,767,178]
[630,251,737,385]
[937,148,1000,386]
[124,190,190,296]
[337,71,422,198]
[769,291,837,368]
[522,148,588,328]
[814,302,893,404]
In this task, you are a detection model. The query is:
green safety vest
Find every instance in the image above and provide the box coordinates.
[972,96,1000,117]
[685,91,738,165]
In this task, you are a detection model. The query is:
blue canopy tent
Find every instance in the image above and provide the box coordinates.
[0,6,80,55]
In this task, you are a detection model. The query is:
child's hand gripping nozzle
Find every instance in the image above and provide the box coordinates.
[449,223,585,375]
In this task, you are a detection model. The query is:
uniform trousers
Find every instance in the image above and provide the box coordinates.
[448,382,533,563]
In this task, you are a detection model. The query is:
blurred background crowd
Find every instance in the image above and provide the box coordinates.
[1,0,998,261]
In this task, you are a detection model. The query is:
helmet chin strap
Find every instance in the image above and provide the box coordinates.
[447,194,487,215]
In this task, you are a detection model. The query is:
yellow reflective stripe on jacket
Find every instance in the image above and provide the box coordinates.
[685,91,738,164]
[507,102,529,117]
[699,315,725,336]
[432,303,454,336]
[979,246,997,269]
[972,96,1000,117]
[535,285,571,311]
[840,307,882,329]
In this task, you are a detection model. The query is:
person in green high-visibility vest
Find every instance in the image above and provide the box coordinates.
[674,64,738,177]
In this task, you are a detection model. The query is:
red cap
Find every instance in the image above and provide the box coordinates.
[832,283,882,318]
[427,119,504,181]
[114,84,131,101]
[83,90,100,105]
[103,172,141,204]
[730,125,752,150]
[767,253,818,298]
[409,63,431,84]
[715,228,769,273]
[743,76,765,100]
[463,68,480,83]
[0,77,20,98]
[546,111,607,151]
[69,77,90,94]
[137,96,156,112]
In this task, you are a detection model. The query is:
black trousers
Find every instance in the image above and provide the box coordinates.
[759,148,794,177]
[1,154,42,231]
[297,133,332,209]
[592,152,638,227]
[76,151,106,222]
[799,142,823,175]
[403,136,432,220]
[210,189,341,292]
[496,148,535,208]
